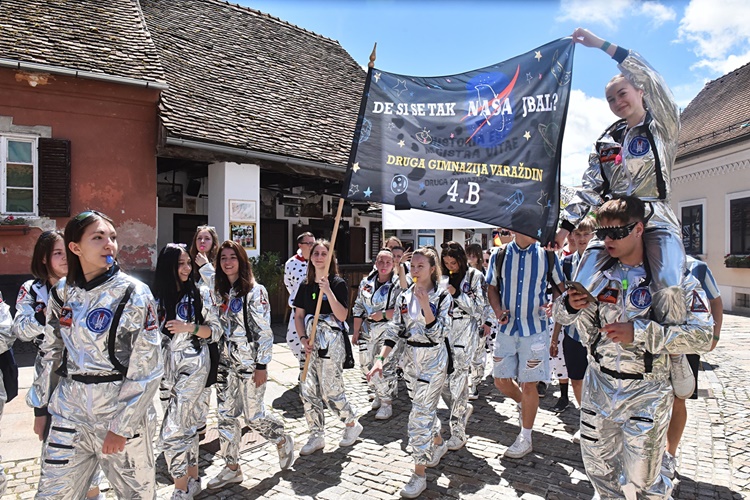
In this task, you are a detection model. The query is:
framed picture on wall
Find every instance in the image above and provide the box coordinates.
[229,199,256,222]
[418,235,435,248]
[230,221,256,250]
[157,182,183,208]
[401,239,414,251]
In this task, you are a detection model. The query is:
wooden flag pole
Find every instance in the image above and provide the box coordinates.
[300,43,377,383]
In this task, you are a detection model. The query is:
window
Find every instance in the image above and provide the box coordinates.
[679,200,705,256]
[1,135,38,215]
[728,193,750,255]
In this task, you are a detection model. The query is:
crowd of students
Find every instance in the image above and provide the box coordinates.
[0,28,724,500]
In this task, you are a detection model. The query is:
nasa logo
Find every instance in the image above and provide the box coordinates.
[462,282,471,293]
[378,284,390,297]
[86,308,114,333]
[629,287,652,309]
[465,69,518,147]
[391,174,408,195]
[176,302,193,321]
[229,298,243,313]
[628,136,650,157]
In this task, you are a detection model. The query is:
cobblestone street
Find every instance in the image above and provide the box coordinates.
[2,314,749,499]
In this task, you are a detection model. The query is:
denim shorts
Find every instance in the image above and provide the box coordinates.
[492,330,550,383]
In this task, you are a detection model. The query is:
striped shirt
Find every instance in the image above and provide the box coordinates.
[685,256,720,300]
[486,241,564,337]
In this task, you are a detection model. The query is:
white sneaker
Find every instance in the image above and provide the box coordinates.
[426,441,447,467]
[446,435,467,451]
[339,421,363,446]
[400,473,427,498]
[207,466,243,489]
[661,451,677,479]
[504,433,533,459]
[171,487,192,500]
[464,403,474,426]
[371,396,381,410]
[375,403,393,420]
[299,435,325,456]
[670,354,695,399]
[187,476,202,497]
[572,429,581,444]
[468,387,479,400]
[277,434,295,470]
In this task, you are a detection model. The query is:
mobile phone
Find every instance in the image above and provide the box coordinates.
[497,311,509,321]
[564,281,597,303]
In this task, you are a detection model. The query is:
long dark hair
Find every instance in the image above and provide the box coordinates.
[465,243,483,272]
[440,241,468,280]
[214,240,254,300]
[189,225,219,280]
[64,210,114,286]
[154,243,203,332]
[31,230,64,281]
[305,239,338,284]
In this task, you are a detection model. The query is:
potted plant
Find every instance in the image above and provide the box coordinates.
[0,215,30,235]
[724,254,750,268]
[249,251,285,295]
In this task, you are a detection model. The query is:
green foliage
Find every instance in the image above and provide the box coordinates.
[249,252,284,294]
[724,254,750,268]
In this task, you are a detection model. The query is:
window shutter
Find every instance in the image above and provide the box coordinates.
[38,138,71,217]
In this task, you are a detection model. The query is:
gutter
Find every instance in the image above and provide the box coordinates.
[0,58,168,90]
[164,136,347,174]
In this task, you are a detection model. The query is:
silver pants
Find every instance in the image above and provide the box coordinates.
[36,412,155,499]
[358,327,401,402]
[441,317,477,440]
[470,329,492,393]
[160,347,209,478]
[300,330,357,438]
[581,364,673,499]
[217,367,286,466]
[576,201,685,325]
[403,344,448,465]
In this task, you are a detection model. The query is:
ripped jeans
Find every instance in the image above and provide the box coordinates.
[492,330,550,383]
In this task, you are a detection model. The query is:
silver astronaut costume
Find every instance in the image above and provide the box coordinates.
[0,293,15,496]
[469,275,494,396]
[13,280,105,493]
[159,287,221,479]
[352,271,403,402]
[441,268,484,441]
[28,266,163,500]
[284,251,308,364]
[216,283,286,466]
[300,313,358,438]
[553,261,713,499]
[383,285,452,465]
[560,48,684,325]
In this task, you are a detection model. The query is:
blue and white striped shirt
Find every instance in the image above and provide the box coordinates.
[685,256,720,300]
[486,241,564,337]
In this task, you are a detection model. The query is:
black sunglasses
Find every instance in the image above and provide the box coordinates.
[595,221,638,241]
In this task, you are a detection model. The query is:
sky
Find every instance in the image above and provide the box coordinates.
[239,0,750,186]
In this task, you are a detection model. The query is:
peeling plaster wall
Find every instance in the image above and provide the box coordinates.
[0,67,160,276]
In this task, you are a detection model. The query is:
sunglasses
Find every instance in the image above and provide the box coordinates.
[73,210,106,226]
[594,221,638,241]
[492,230,510,236]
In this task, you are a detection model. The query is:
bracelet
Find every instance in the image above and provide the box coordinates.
[299,334,309,340]
[601,41,611,52]
[376,355,385,362]
[192,324,200,335]
[713,335,720,341]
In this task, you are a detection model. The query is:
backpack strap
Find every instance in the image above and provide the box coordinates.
[545,249,563,296]
[562,255,574,281]
[493,246,507,295]
[242,292,259,344]
[52,285,68,377]
[107,283,136,375]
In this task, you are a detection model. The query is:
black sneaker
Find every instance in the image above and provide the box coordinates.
[551,397,569,413]
[536,381,547,397]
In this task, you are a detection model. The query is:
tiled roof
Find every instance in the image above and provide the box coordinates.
[678,61,750,157]
[141,0,366,167]
[0,0,165,84]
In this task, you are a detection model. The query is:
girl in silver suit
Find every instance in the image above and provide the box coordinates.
[153,244,221,499]
[439,242,485,451]
[29,211,164,499]
[0,292,15,496]
[14,231,105,500]
[368,248,453,499]
[352,248,403,420]
[206,240,294,490]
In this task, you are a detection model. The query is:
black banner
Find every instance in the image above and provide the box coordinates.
[342,38,575,244]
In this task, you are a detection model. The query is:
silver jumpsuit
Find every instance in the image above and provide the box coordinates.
[561,48,684,324]
[215,283,287,467]
[469,273,494,396]
[0,293,15,496]
[352,271,403,402]
[28,268,163,500]
[441,268,484,442]
[159,287,221,479]
[284,251,308,364]
[13,280,105,493]
[383,285,452,465]
[553,261,713,499]
[298,277,359,439]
